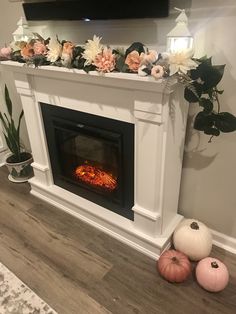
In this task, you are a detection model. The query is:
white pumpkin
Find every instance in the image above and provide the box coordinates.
[173,219,212,261]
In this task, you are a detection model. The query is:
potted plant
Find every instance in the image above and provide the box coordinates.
[0,84,33,182]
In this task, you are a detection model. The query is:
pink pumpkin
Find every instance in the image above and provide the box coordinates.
[157,249,191,283]
[196,257,229,292]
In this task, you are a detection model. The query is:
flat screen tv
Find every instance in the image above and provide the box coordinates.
[23,0,169,21]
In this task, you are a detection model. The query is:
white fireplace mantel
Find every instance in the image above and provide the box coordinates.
[1,60,188,259]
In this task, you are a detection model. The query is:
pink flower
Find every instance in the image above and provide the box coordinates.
[93,48,116,73]
[0,47,12,59]
[33,41,47,55]
[151,65,164,79]
[125,51,144,72]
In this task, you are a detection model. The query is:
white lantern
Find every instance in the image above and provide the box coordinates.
[166,8,193,53]
[12,17,33,42]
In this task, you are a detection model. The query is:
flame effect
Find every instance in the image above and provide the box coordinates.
[74,164,117,191]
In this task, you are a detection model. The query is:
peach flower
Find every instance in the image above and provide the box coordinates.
[62,41,75,57]
[61,41,75,67]
[33,41,47,55]
[93,48,116,73]
[151,65,164,79]
[21,43,34,59]
[125,51,145,72]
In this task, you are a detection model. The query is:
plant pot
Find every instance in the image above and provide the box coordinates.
[5,152,33,183]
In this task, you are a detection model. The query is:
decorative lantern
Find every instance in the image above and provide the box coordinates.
[12,17,34,42]
[166,8,193,53]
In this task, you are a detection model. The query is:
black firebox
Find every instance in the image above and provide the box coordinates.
[41,103,134,220]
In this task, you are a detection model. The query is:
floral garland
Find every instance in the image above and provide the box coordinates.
[1,34,236,141]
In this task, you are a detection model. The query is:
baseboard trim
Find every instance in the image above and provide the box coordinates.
[211,229,236,255]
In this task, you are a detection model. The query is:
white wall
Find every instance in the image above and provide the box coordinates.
[0,0,30,151]
[0,0,236,239]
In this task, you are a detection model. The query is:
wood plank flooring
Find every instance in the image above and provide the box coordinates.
[0,166,236,314]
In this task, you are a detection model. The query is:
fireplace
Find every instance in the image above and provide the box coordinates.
[41,103,134,220]
[1,61,188,259]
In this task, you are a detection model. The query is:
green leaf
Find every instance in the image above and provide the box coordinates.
[125,42,146,58]
[0,112,8,132]
[116,55,129,72]
[4,85,12,117]
[199,98,214,113]
[193,111,214,131]
[17,110,24,138]
[204,127,220,136]
[72,57,86,69]
[214,112,236,132]
[73,46,84,59]
[190,58,212,80]
[201,64,225,91]
[184,82,203,103]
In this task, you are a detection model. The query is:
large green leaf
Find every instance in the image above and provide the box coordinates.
[214,112,236,132]
[193,111,214,131]
[4,85,12,117]
[190,58,212,80]
[201,65,225,91]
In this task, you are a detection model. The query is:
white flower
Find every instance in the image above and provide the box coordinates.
[168,49,198,76]
[47,40,62,63]
[82,35,103,66]
[138,65,148,76]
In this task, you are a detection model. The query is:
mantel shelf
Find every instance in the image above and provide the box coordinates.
[0,60,176,94]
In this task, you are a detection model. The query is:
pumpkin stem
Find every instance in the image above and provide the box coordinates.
[190,222,199,230]
[211,261,219,268]
[171,256,178,263]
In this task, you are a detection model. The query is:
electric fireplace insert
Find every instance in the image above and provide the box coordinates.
[41,103,134,220]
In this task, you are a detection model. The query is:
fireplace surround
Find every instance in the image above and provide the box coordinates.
[1,61,188,259]
[41,103,134,220]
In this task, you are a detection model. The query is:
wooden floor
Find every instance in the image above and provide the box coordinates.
[0,167,236,314]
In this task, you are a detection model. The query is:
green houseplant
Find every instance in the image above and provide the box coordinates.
[0,84,33,182]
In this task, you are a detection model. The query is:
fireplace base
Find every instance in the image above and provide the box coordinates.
[1,61,188,259]
[30,179,183,258]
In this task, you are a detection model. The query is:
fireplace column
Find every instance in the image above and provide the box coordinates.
[132,86,188,238]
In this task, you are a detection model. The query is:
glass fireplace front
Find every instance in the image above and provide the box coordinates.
[41,103,134,220]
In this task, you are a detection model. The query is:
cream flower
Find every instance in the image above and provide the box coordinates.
[168,49,198,76]
[47,40,62,63]
[82,35,103,66]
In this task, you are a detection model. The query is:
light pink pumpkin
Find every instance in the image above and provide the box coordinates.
[196,257,229,292]
[157,249,191,283]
